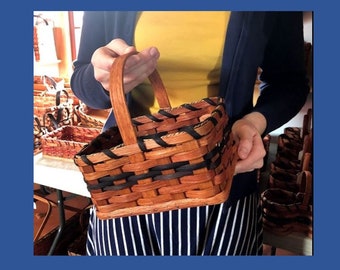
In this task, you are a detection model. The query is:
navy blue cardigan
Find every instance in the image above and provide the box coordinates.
[71,11,309,202]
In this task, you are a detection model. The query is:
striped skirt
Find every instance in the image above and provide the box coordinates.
[86,191,263,256]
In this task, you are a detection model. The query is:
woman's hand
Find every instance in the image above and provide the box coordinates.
[232,112,267,175]
[91,38,160,93]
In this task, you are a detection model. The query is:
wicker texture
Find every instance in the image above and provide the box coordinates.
[41,126,101,159]
[34,75,79,106]
[74,103,109,128]
[33,77,76,154]
[34,89,74,131]
[261,171,313,237]
[74,52,238,219]
[34,115,45,154]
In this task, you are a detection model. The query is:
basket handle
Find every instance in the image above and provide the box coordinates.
[109,51,171,145]
[297,170,313,207]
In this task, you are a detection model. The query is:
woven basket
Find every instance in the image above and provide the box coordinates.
[33,100,73,155]
[269,171,299,192]
[74,103,109,128]
[34,89,71,111]
[41,126,101,159]
[73,52,238,219]
[261,170,312,219]
[34,88,74,132]
[261,171,313,237]
[34,75,79,105]
[34,115,48,154]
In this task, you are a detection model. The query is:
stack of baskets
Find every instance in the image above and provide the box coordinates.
[261,108,313,238]
[33,75,102,158]
[34,76,74,154]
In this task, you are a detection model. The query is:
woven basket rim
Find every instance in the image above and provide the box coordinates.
[75,100,228,158]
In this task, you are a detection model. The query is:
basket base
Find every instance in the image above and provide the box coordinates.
[95,179,233,220]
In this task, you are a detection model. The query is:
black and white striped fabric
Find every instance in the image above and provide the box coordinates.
[86,192,263,256]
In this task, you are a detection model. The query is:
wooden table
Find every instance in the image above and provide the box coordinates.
[34,153,90,255]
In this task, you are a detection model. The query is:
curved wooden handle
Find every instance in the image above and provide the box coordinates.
[109,51,171,145]
[297,170,312,207]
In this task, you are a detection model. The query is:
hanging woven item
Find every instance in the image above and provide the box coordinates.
[74,52,238,219]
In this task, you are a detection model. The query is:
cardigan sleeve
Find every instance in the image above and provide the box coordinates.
[253,12,310,134]
[70,12,111,109]
[70,11,137,110]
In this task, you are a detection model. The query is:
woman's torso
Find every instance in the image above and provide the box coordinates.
[132,11,230,115]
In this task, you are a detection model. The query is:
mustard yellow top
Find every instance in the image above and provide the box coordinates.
[133,11,230,114]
